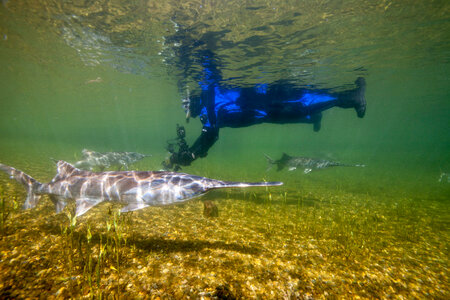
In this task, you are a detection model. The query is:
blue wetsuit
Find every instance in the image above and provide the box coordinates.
[198,84,335,129]
[168,67,366,167]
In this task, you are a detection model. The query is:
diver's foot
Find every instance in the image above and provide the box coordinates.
[354,77,366,118]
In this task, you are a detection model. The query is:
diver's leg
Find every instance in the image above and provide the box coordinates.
[301,77,366,118]
[311,113,322,132]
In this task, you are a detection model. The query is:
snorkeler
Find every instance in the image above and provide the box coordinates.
[163,55,366,170]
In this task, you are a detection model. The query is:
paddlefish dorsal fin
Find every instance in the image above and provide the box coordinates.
[56,160,80,176]
[81,149,96,158]
[281,153,291,160]
[51,160,82,183]
[275,153,292,171]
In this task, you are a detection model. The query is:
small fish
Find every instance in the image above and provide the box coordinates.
[74,149,150,171]
[85,77,103,84]
[0,161,283,217]
[264,153,365,174]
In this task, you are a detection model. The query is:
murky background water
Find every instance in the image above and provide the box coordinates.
[0,0,449,298]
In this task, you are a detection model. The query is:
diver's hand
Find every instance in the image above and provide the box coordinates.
[163,151,195,170]
[161,159,174,171]
[172,150,195,166]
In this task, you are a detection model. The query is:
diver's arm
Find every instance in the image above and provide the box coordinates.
[189,126,219,159]
[164,126,219,168]
[164,84,218,168]
[166,61,220,168]
[187,81,219,160]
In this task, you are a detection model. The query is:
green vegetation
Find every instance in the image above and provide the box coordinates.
[0,185,19,236]
[0,182,448,298]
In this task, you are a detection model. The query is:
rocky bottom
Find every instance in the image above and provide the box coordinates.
[0,184,448,299]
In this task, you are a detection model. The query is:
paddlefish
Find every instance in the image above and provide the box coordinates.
[0,161,282,217]
[74,149,150,171]
[265,153,365,174]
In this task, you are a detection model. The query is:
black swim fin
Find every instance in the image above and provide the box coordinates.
[336,77,367,118]
[354,77,366,118]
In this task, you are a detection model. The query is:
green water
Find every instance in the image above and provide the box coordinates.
[0,1,449,298]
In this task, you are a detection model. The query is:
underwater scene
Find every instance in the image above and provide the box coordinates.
[0,0,449,299]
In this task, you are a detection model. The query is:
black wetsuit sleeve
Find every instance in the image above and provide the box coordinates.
[189,127,219,158]
[189,84,219,159]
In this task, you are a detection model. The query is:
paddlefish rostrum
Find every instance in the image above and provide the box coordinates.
[0,161,282,217]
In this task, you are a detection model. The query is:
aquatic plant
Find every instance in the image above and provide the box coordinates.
[0,195,18,236]
[0,184,20,236]
[203,200,219,218]
[54,207,132,298]
[111,210,125,273]
[0,197,8,236]
[0,181,448,298]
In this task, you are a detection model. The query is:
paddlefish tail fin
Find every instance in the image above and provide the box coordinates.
[0,163,43,209]
[264,153,276,171]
